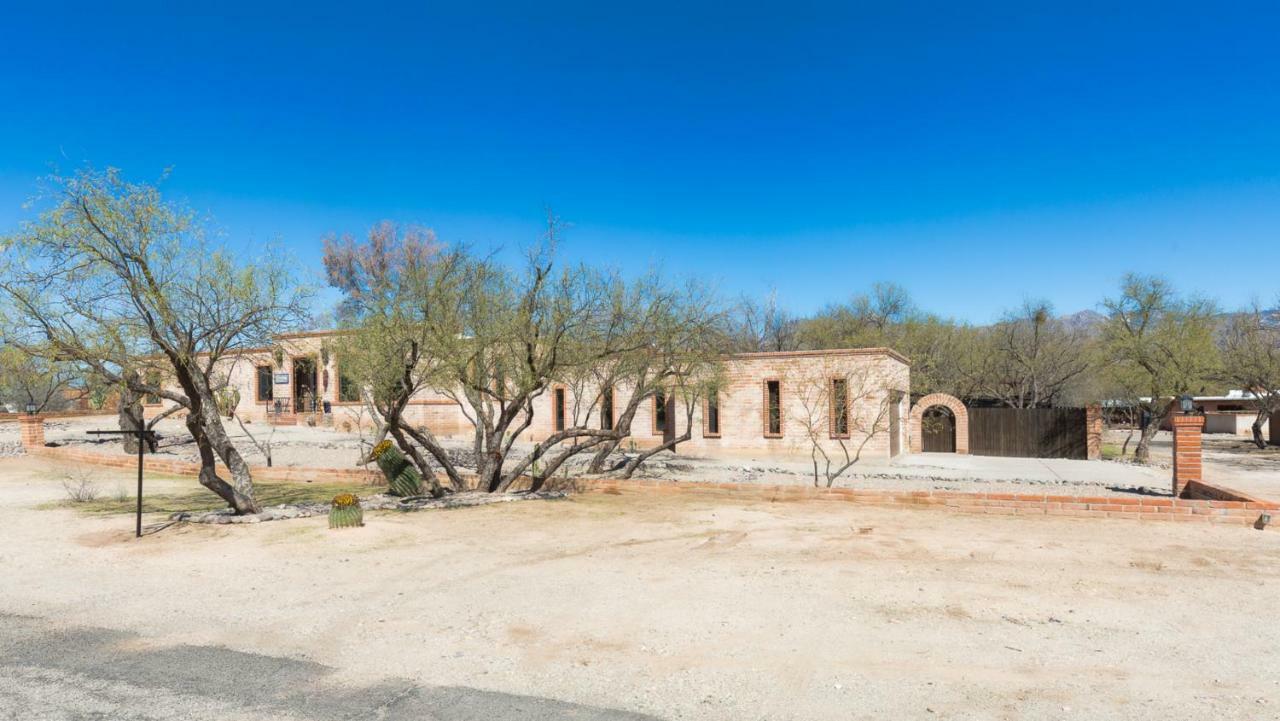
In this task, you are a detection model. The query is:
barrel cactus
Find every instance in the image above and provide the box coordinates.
[370,439,424,497]
[328,493,364,529]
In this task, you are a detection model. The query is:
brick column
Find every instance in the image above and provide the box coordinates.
[1085,404,1103,460]
[18,415,46,449]
[1171,414,1205,497]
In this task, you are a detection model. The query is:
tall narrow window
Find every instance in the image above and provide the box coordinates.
[652,391,667,435]
[830,378,850,437]
[554,387,566,432]
[600,386,614,430]
[704,392,720,437]
[143,372,162,405]
[338,366,361,403]
[764,380,782,437]
[256,366,274,402]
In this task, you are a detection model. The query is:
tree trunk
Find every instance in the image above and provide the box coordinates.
[1133,412,1164,465]
[1252,408,1268,450]
[118,387,146,455]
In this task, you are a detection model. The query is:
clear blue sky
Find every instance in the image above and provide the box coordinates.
[2,2,1278,323]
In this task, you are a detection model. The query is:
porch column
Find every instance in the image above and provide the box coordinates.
[1171,414,1205,497]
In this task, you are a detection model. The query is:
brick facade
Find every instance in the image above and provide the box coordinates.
[1172,414,1205,496]
[19,415,45,448]
[189,335,912,460]
[1086,404,1103,460]
[908,393,969,454]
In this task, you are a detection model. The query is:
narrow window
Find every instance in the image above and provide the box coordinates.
[338,366,361,403]
[764,380,782,437]
[705,392,720,437]
[600,386,614,430]
[653,391,667,435]
[143,372,161,405]
[831,378,849,437]
[256,366,274,402]
[554,387,566,432]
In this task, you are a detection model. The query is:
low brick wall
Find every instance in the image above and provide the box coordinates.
[22,444,1278,527]
[26,446,383,485]
[581,479,1279,527]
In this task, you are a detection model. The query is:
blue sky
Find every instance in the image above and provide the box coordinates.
[1,2,1278,323]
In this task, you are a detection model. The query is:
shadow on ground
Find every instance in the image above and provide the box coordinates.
[0,613,662,721]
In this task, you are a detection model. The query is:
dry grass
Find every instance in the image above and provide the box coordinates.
[40,480,374,515]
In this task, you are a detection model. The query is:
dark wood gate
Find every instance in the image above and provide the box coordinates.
[968,407,1087,459]
[921,406,956,453]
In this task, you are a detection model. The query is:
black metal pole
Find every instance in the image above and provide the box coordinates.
[136,428,144,538]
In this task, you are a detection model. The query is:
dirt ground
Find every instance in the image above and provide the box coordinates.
[3,455,1279,720]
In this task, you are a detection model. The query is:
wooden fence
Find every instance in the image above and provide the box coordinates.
[968,407,1088,460]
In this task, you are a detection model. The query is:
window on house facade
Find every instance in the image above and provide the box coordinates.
[830,377,850,437]
[338,366,361,403]
[256,366,274,402]
[653,391,667,435]
[554,387,566,432]
[705,392,721,437]
[143,372,161,405]
[600,386,614,430]
[764,380,782,437]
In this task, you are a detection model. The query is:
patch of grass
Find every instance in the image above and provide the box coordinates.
[1101,443,1127,461]
[41,481,376,515]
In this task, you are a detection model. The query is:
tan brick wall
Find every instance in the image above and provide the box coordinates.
[212,335,911,460]
[1086,404,1103,460]
[19,415,45,448]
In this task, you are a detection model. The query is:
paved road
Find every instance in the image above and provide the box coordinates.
[0,613,662,721]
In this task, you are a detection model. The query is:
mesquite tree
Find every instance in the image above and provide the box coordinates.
[1218,303,1280,449]
[1101,274,1220,463]
[0,168,309,513]
[792,360,896,487]
[326,217,729,492]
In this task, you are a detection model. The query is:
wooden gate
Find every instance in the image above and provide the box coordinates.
[921,406,956,453]
[967,407,1087,459]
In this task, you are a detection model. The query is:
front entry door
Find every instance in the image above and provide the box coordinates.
[293,358,317,413]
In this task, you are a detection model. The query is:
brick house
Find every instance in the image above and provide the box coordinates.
[161,331,910,460]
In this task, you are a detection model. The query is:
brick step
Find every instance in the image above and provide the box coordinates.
[267,414,299,426]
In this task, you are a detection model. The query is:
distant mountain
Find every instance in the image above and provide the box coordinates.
[1058,309,1106,333]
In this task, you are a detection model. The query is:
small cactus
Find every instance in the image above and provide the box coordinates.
[370,439,424,497]
[328,493,364,529]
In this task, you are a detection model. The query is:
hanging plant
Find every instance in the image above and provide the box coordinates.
[272,346,284,369]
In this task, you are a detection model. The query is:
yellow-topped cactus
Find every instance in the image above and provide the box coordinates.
[368,439,424,497]
[328,493,363,529]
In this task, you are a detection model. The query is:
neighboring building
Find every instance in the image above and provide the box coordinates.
[163,330,911,460]
[1153,390,1270,437]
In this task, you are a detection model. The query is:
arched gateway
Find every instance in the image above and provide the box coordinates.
[909,393,969,454]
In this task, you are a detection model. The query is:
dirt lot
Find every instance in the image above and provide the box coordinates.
[3,455,1279,720]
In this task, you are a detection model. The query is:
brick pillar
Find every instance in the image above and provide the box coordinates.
[1171,414,1205,497]
[18,415,46,449]
[1085,404,1103,460]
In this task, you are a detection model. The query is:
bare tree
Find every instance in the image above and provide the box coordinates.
[326,216,729,493]
[971,300,1092,408]
[0,168,310,513]
[733,289,799,352]
[1218,303,1280,448]
[792,360,894,487]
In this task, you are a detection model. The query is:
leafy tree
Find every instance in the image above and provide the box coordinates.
[0,344,84,412]
[0,168,310,513]
[1101,274,1220,463]
[1218,302,1280,448]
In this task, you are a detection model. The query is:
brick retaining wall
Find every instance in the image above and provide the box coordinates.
[20,444,1278,527]
[581,478,1279,527]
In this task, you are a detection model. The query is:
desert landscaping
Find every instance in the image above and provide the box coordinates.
[2,450,1279,720]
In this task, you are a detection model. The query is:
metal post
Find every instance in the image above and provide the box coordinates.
[136,428,144,538]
